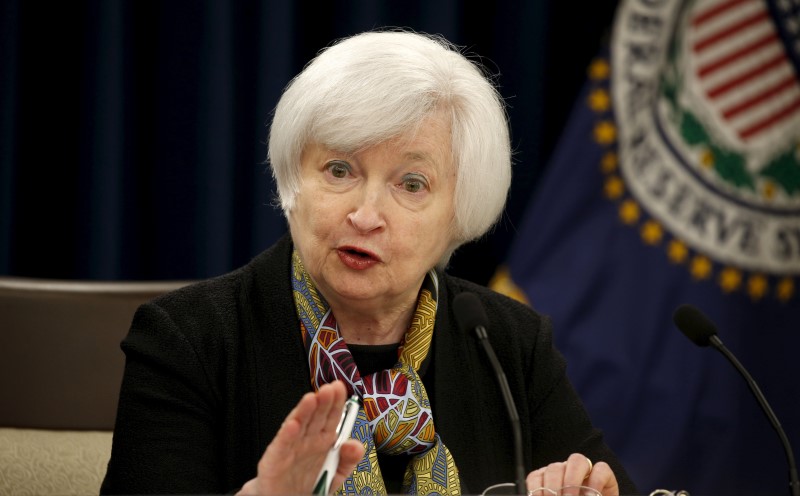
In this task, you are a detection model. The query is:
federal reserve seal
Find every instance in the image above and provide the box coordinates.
[609,0,800,298]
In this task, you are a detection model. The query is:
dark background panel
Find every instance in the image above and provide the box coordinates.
[0,0,619,282]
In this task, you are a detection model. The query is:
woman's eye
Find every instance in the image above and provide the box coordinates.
[402,175,427,193]
[326,160,350,178]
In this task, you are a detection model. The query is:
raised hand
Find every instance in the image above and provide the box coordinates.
[237,381,365,495]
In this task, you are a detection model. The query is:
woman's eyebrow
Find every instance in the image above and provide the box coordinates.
[402,151,436,163]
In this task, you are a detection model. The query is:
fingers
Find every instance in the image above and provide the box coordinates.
[562,453,591,488]
[526,466,545,491]
[272,381,345,450]
[338,439,366,471]
[527,453,617,496]
[235,477,258,496]
[585,461,619,496]
[329,439,366,491]
[527,464,558,492]
[304,381,347,440]
[253,381,354,494]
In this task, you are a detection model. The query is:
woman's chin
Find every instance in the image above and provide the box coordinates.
[327,281,385,303]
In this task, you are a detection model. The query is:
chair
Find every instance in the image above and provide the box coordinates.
[0,276,193,495]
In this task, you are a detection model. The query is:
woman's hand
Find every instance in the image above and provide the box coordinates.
[236,381,365,495]
[526,453,619,496]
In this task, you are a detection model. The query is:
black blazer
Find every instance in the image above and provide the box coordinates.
[101,234,637,495]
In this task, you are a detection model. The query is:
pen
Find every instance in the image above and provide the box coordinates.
[312,394,361,496]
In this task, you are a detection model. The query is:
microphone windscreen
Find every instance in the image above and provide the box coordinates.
[453,292,490,332]
[673,304,718,347]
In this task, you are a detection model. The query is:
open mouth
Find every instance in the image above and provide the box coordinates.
[342,248,373,260]
[337,246,381,268]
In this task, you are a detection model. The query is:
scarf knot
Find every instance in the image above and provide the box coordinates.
[291,251,460,495]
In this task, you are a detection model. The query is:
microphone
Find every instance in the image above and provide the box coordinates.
[454,291,526,495]
[673,304,800,496]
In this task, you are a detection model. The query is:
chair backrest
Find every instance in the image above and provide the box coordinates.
[0,276,192,495]
[0,276,192,430]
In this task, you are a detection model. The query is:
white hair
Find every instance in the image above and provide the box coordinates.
[268,29,511,254]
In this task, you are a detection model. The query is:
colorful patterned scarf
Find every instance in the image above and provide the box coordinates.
[291,251,461,495]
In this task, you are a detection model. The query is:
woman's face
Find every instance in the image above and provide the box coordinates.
[288,115,457,311]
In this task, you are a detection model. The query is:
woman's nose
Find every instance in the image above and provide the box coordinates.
[346,188,387,233]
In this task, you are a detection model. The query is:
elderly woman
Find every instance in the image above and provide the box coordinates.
[101,30,637,495]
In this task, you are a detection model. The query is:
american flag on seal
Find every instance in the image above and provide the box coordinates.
[686,0,800,147]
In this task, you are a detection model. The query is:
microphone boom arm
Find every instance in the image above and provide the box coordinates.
[709,336,800,496]
[475,325,527,495]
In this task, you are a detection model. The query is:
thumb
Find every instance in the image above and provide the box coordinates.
[329,440,366,492]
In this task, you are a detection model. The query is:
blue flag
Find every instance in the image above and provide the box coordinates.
[492,0,800,494]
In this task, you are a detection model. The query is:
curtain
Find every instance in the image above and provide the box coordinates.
[0,0,618,281]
